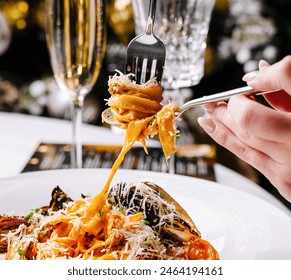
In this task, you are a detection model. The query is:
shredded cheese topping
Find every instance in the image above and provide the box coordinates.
[5,198,172,260]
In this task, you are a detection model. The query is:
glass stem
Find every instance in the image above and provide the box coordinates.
[71,95,84,169]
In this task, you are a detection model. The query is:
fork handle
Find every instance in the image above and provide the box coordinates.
[145,0,157,35]
[148,0,157,19]
[178,86,281,116]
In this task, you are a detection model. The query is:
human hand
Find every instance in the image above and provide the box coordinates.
[243,57,291,112]
[198,56,291,202]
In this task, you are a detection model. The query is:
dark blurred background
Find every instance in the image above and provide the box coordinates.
[0,0,290,209]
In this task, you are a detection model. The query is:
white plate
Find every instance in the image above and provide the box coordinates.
[0,168,291,260]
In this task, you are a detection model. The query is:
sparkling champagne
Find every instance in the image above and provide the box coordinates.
[46,0,106,98]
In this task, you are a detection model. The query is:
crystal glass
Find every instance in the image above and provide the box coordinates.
[132,0,215,92]
[45,0,107,168]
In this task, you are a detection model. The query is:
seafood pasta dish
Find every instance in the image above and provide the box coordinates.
[0,183,218,260]
[0,74,219,260]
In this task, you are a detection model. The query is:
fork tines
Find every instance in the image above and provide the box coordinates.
[125,38,165,84]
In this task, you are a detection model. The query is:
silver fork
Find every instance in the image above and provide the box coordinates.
[125,0,166,84]
[177,86,281,117]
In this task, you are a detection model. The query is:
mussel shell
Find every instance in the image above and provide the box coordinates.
[108,181,161,226]
[41,186,73,215]
[108,181,200,244]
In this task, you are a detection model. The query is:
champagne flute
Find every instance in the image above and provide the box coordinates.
[45,0,107,168]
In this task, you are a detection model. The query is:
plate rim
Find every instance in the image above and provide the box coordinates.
[0,168,290,217]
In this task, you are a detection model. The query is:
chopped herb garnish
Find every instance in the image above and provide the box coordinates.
[35,208,40,213]
[99,211,104,217]
[162,240,170,247]
[148,115,156,126]
[119,205,126,215]
[24,212,33,221]
[144,220,150,225]
[17,248,25,256]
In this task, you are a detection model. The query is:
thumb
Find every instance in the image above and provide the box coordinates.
[242,56,291,95]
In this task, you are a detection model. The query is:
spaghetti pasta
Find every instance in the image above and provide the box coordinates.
[107,72,179,160]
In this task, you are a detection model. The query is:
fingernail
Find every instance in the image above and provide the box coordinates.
[242,71,258,82]
[204,103,217,114]
[197,117,216,134]
[258,59,269,69]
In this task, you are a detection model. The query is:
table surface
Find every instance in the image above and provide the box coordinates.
[0,111,290,215]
